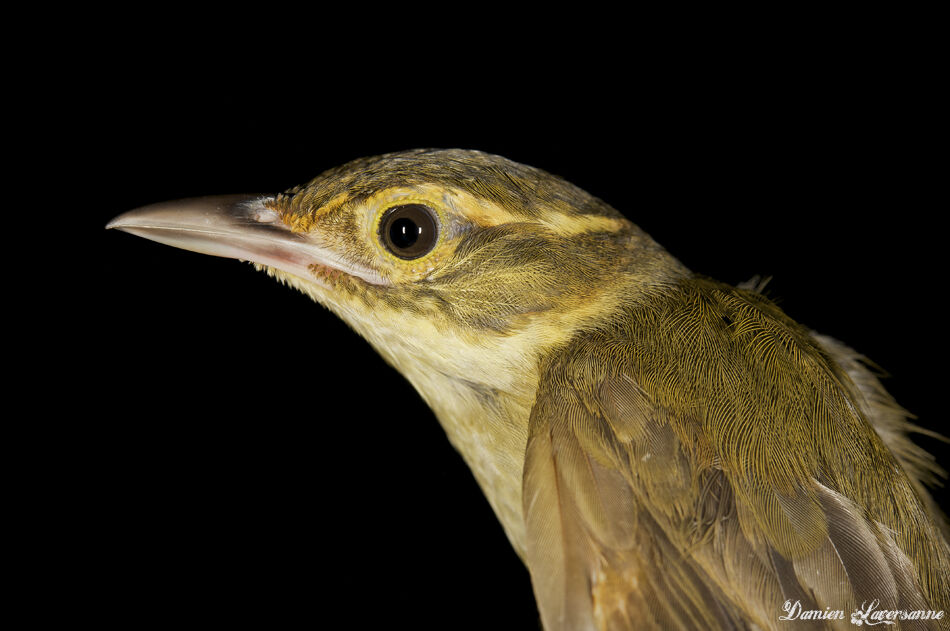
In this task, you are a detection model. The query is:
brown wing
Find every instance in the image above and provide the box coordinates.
[521,279,950,631]
[523,377,748,630]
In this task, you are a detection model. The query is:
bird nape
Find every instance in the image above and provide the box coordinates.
[108,149,950,630]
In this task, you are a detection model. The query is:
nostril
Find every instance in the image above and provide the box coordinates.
[253,209,281,224]
[245,199,282,224]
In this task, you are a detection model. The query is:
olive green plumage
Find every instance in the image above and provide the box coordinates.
[526,275,949,628]
[275,148,623,222]
[109,149,950,630]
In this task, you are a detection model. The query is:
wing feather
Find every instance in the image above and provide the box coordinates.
[521,278,950,630]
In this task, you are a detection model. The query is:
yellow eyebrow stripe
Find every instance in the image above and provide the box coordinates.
[539,213,628,237]
[269,181,629,241]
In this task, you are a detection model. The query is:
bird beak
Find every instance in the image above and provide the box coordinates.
[107,195,386,285]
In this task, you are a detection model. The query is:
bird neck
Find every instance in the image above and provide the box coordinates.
[412,367,538,560]
[388,263,692,560]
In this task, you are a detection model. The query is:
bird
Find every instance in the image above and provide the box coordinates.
[108,148,949,630]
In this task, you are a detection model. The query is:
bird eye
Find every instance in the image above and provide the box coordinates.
[379,204,439,260]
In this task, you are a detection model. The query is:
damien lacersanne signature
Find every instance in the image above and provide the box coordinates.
[780,599,946,625]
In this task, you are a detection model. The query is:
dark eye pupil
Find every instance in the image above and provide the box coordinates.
[389,217,421,249]
[380,204,438,259]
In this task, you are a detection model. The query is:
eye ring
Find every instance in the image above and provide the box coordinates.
[379,204,439,260]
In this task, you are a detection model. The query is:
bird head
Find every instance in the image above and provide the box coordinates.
[108,149,688,554]
[109,149,684,400]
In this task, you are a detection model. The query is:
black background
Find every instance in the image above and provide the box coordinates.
[55,21,946,629]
